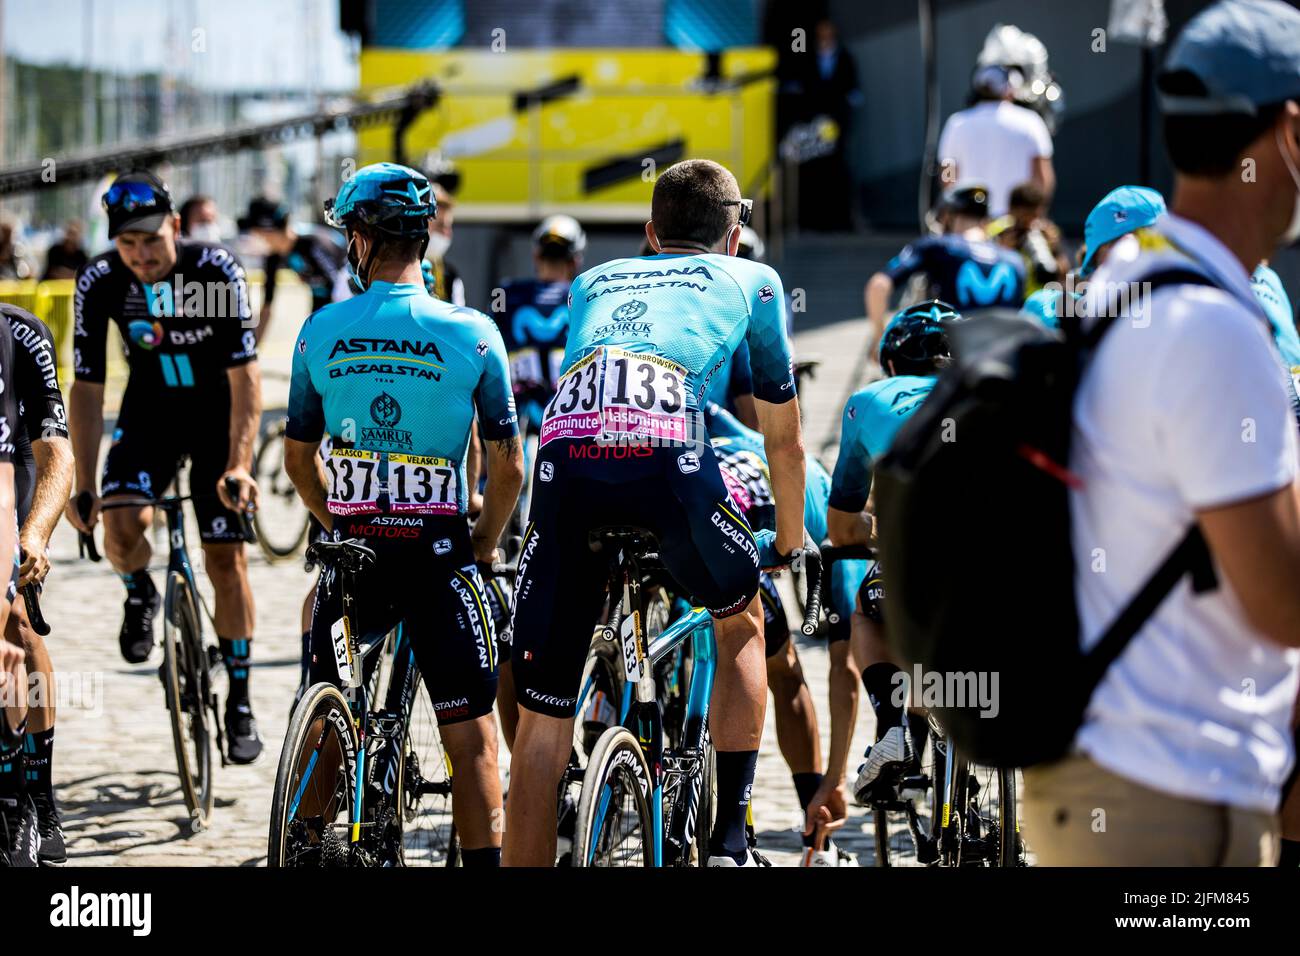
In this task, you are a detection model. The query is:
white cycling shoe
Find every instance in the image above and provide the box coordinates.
[852,724,913,805]
[801,840,859,867]
[707,847,771,867]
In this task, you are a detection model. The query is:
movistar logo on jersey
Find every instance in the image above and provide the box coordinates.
[511,304,569,346]
[329,338,444,361]
[955,261,1018,307]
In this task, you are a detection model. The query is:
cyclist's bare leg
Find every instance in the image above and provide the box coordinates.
[438,713,503,849]
[102,504,153,573]
[709,594,766,750]
[766,637,820,776]
[496,659,518,753]
[201,542,255,638]
[1,638,26,738]
[5,602,52,733]
[501,709,574,866]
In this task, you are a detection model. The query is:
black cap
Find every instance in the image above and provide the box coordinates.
[238,197,289,232]
[104,171,174,238]
[939,182,990,220]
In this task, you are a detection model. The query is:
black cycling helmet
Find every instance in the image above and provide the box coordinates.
[880,299,961,374]
[532,214,587,261]
[938,182,990,221]
[238,196,289,232]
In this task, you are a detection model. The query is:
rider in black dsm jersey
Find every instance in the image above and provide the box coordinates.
[0,304,74,865]
[68,170,264,764]
[240,197,346,340]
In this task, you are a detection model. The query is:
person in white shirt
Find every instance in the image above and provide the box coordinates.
[1024,0,1300,867]
[937,65,1055,218]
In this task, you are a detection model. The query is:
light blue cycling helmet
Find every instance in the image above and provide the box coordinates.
[324,162,436,238]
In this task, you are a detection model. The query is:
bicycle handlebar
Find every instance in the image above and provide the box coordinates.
[817,543,876,626]
[18,548,50,636]
[76,491,101,563]
[791,537,824,637]
[222,476,258,545]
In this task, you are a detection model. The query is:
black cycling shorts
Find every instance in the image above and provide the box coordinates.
[308,514,498,726]
[510,436,761,719]
[102,396,250,544]
[856,559,885,627]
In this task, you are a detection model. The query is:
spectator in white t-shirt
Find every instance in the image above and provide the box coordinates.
[1023,0,1300,867]
[937,65,1055,217]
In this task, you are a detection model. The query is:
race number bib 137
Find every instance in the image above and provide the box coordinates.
[325,448,382,515]
[540,350,604,446]
[387,454,459,514]
[599,347,688,444]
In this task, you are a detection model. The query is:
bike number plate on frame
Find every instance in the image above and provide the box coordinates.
[621,613,641,683]
[325,448,381,515]
[387,454,458,514]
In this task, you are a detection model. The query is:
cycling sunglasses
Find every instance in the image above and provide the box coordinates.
[103,180,164,214]
[723,198,753,227]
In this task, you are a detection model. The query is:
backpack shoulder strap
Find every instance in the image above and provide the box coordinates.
[1080,267,1216,352]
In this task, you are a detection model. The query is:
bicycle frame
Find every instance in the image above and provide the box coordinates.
[586,550,717,867]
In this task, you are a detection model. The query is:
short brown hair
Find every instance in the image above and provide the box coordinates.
[651,159,741,247]
[1008,182,1046,210]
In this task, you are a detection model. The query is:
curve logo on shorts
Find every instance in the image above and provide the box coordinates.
[370,392,401,427]
[433,537,452,555]
[127,320,164,350]
[611,299,648,322]
[539,461,554,482]
[677,452,700,474]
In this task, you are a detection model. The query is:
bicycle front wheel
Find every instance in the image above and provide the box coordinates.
[268,682,359,867]
[252,422,311,561]
[162,572,214,831]
[573,727,654,867]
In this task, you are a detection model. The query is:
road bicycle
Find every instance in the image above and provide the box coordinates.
[251,418,312,562]
[84,478,255,831]
[268,538,511,867]
[572,528,821,867]
[819,544,1025,867]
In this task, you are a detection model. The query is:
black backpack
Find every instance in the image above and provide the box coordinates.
[873,270,1220,768]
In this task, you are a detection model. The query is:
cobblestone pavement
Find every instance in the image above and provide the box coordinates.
[35,287,995,867]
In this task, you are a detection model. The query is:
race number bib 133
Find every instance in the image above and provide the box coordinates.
[599,347,688,444]
[387,454,459,514]
[325,448,382,515]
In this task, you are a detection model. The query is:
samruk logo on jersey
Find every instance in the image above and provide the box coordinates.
[360,391,413,450]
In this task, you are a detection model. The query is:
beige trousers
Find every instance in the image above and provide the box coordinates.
[1023,753,1279,866]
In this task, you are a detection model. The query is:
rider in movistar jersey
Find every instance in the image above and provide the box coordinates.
[827,301,958,806]
[284,163,524,868]
[866,184,1023,352]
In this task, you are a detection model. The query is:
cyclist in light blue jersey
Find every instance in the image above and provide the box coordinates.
[705,401,864,865]
[825,300,959,805]
[283,163,524,868]
[505,159,806,867]
[1022,185,1167,330]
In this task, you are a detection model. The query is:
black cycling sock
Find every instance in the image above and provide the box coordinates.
[906,711,930,761]
[460,847,501,868]
[220,637,252,708]
[862,662,904,737]
[1280,838,1300,867]
[0,735,23,800]
[792,772,823,848]
[712,750,758,860]
[120,569,155,599]
[23,728,54,798]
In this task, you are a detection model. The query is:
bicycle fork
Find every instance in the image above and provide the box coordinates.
[619,562,665,866]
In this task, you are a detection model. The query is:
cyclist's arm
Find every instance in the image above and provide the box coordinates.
[827,397,874,546]
[732,393,759,431]
[20,438,74,585]
[471,320,523,562]
[67,382,104,522]
[756,399,805,556]
[284,437,331,531]
[465,418,483,511]
[728,338,759,430]
[0,331,19,598]
[866,274,894,357]
[0,463,13,632]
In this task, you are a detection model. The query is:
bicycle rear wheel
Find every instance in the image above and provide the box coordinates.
[268,682,359,867]
[573,727,654,867]
[162,572,214,831]
[252,422,311,561]
[399,671,459,866]
[958,762,1022,867]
